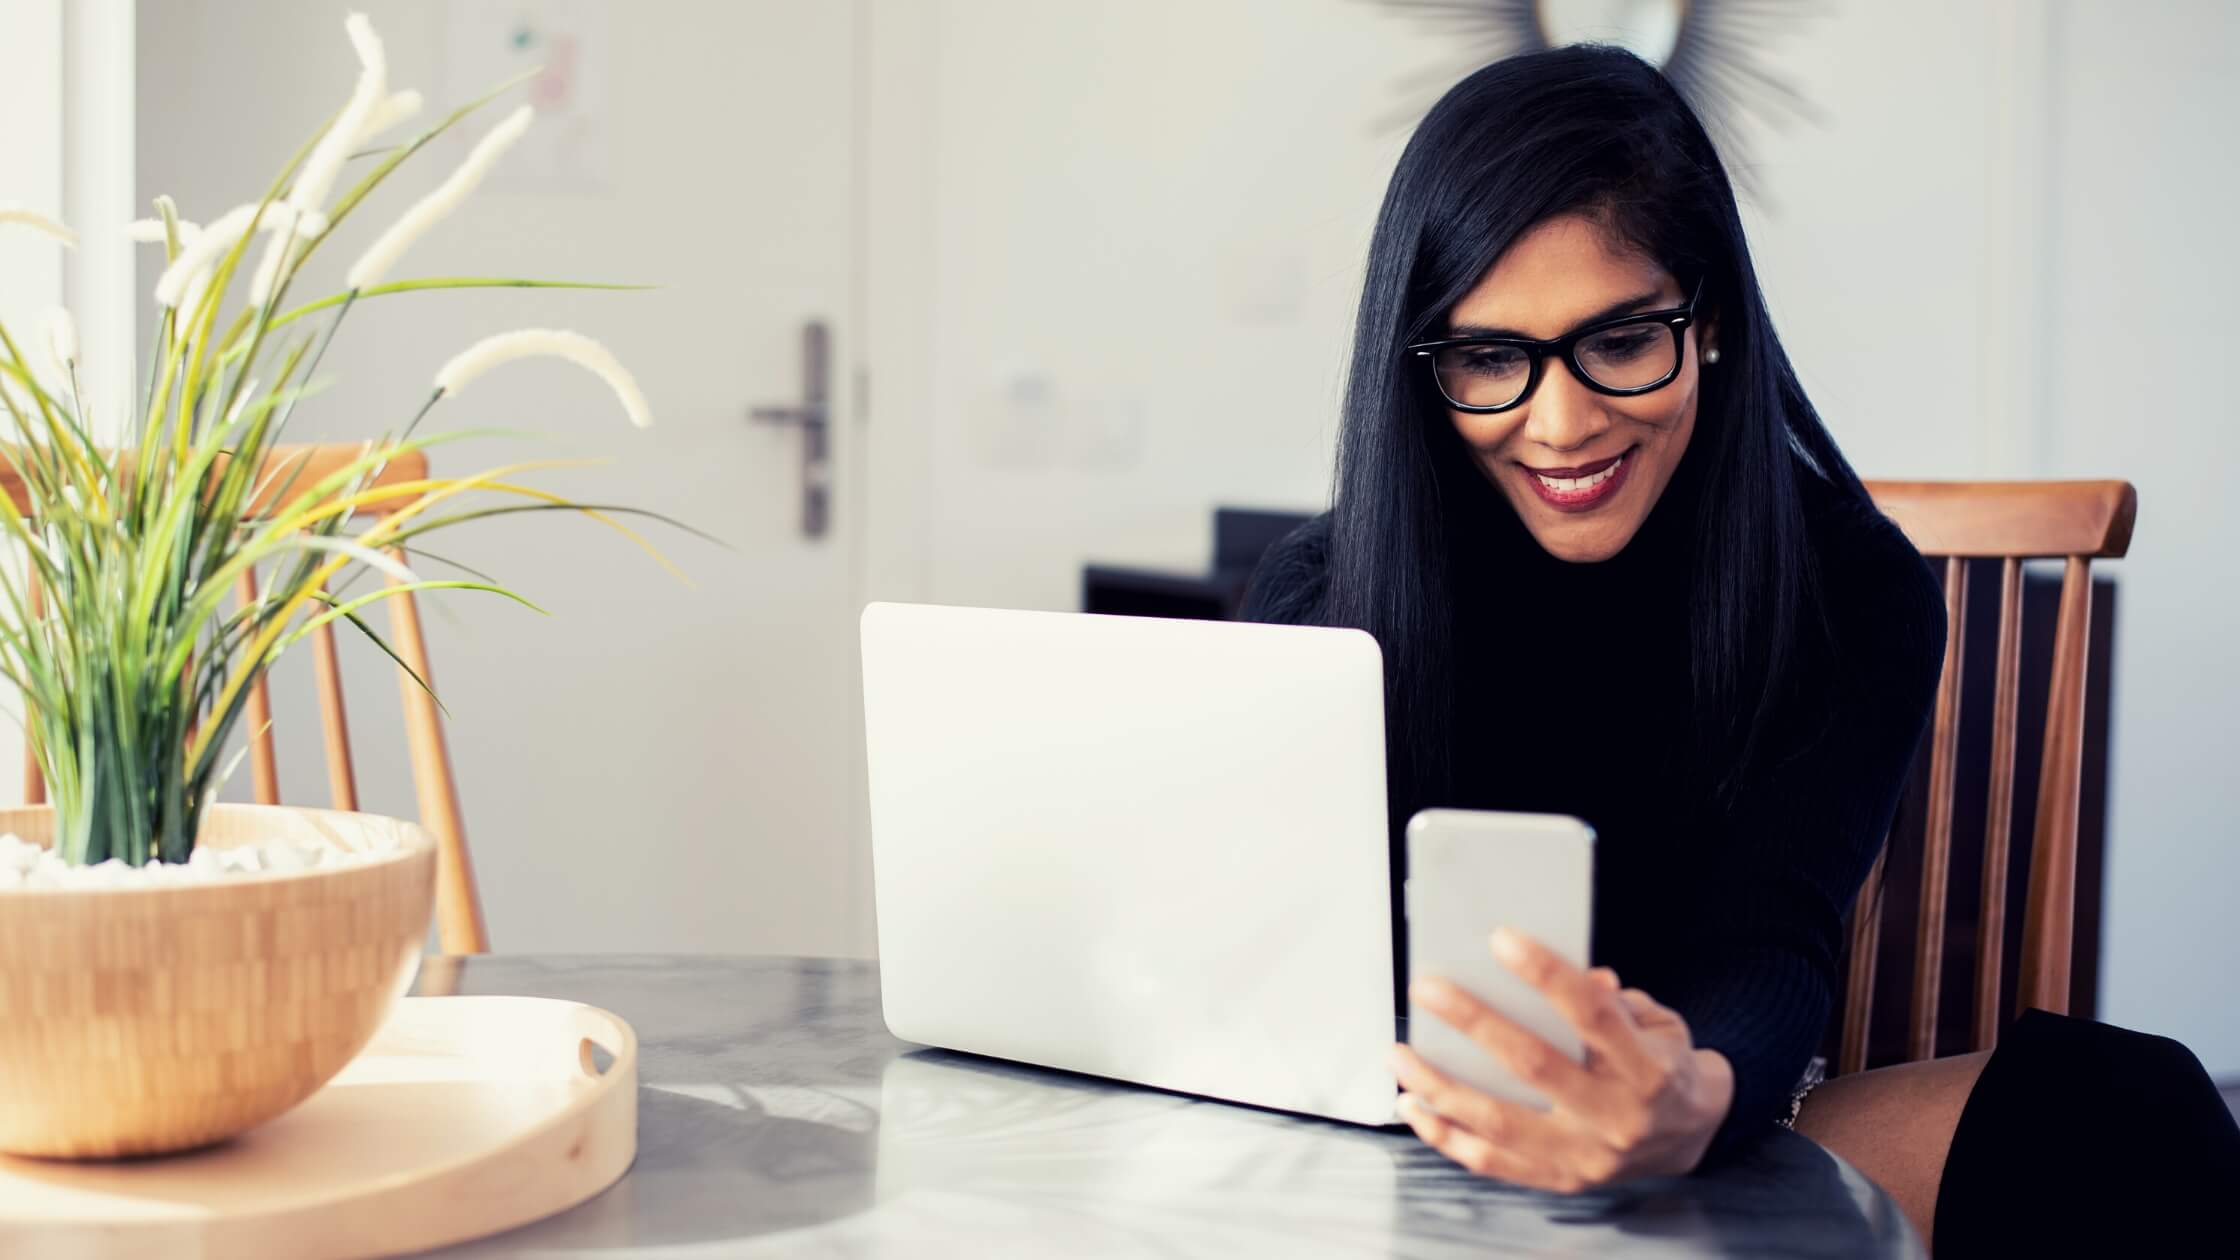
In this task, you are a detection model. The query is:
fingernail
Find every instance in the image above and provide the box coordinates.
[1490,927,1526,966]
[1387,1044,1410,1075]
[1410,977,1457,1012]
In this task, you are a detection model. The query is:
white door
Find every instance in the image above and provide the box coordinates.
[134,1,873,957]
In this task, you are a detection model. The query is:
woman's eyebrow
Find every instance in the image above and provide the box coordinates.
[1447,290,1668,339]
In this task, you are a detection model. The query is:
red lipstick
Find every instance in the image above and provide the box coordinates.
[1520,447,1634,512]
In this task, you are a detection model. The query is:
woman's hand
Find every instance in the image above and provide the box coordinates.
[1390,927,1735,1193]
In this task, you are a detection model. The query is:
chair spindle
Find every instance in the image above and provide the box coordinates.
[1840,845,1889,1075]
[1973,558,2025,1049]
[2017,556,2094,1016]
[22,573,43,806]
[310,614,360,812]
[235,567,281,805]
[1909,556,1969,1061]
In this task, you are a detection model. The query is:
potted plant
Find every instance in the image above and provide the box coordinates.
[0,12,672,1159]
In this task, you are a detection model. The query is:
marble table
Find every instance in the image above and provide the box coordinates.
[411,956,1922,1258]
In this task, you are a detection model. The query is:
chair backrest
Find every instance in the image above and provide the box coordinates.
[7,443,490,955]
[1840,479,2137,1074]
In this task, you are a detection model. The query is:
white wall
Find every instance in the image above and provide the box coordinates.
[881,0,2240,1075]
[2035,0,2240,1076]
[902,0,1430,608]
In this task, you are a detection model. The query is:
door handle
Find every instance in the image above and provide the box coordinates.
[747,319,831,540]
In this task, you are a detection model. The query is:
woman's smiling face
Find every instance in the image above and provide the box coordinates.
[1440,214,1713,563]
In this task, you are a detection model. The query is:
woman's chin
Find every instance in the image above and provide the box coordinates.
[1521,513,1645,563]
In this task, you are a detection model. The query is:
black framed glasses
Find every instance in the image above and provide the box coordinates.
[1406,280,1704,414]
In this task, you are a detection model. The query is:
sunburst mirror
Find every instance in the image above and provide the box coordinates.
[1375,0,1824,204]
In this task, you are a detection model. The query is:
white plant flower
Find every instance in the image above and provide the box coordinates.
[359,89,424,142]
[154,203,260,308]
[246,204,332,306]
[127,196,201,257]
[346,105,533,292]
[247,237,289,306]
[126,217,202,244]
[154,204,330,311]
[286,13,387,216]
[0,204,77,248]
[293,535,419,584]
[173,275,213,337]
[43,308,78,374]
[434,329,653,429]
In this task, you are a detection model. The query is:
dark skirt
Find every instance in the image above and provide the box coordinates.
[1933,1008,2240,1257]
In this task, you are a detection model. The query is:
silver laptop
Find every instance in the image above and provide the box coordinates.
[860,600,1399,1125]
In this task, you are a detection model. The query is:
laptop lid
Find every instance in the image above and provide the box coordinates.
[860,601,1396,1125]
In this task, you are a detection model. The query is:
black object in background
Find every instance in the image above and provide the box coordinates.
[1081,507,1313,621]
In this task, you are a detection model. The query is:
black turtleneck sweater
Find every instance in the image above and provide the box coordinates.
[1237,448,1945,1161]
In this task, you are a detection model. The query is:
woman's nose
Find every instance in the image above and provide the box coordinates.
[1520,359,1611,453]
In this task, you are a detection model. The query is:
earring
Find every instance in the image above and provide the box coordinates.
[1704,347,1721,365]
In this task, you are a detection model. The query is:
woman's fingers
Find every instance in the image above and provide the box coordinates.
[1488,928,1667,1088]
[1619,987,1679,1027]
[1390,1042,1584,1147]
[1408,976,1605,1111]
[1397,1092,1601,1194]
[1393,954,1722,1189]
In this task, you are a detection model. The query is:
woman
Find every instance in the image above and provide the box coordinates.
[1239,44,2240,1254]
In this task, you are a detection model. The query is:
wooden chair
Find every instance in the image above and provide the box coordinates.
[7,443,490,955]
[1837,480,2138,1074]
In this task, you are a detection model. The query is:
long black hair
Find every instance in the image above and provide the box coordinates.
[1326,44,1870,836]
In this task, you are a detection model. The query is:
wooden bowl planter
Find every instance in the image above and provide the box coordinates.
[0,804,435,1159]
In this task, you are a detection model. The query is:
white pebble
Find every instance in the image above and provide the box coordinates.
[0,834,382,891]
[0,834,42,873]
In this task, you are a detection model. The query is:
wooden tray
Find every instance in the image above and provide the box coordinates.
[0,995,638,1259]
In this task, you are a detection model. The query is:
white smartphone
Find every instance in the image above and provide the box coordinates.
[1404,808,1595,1111]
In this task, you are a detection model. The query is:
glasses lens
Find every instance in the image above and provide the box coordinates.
[1431,344,1532,410]
[1576,321,1679,392]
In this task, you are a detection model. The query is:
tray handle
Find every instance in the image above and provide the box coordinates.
[570,1005,634,1080]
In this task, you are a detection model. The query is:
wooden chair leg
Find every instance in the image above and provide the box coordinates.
[21,573,42,806]
[235,567,281,805]
[384,549,489,954]
[413,953,465,997]
[310,615,360,811]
